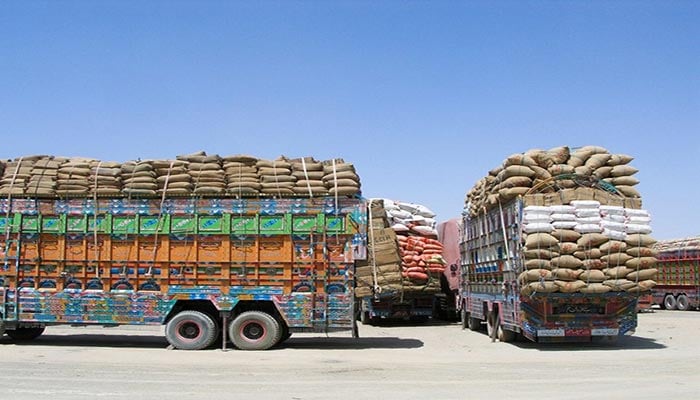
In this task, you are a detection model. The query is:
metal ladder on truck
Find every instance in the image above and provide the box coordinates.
[2,210,23,331]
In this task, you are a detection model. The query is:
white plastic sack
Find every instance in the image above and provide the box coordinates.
[552,221,578,229]
[575,224,603,233]
[603,215,626,223]
[626,223,652,234]
[523,223,554,233]
[603,228,627,241]
[600,205,625,216]
[387,209,412,220]
[601,220,626,231]
[549,205,575,214]
[628,215,652,224]
[575,209,601,218]
[523,214,552,223]
[551,213,576,221]
[625,208,650,218]
[571,200,600,208]
[391,223,410,232]
[523,206,551,214]
[576,216,602,224]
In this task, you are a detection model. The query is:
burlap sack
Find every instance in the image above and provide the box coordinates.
[625,234,657,247]
[551,255,583,269]
[626,247,657,258]
[555,280,587,293]
[579,269,606,282]
[625,257,657,269]
[626,268,658,281]
[524,233,559,248]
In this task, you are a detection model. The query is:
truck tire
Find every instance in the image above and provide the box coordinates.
[468,315,481,331]
[360,311,372,325]
[676,294,690,311]
[0,319,5,337]
[6,327,45,341]
[497,325,516,343]
[486,312,497,339]
[229,311,281,351]
[664,294,677,310]
[460,308,468,330]
[275,322,292,347]
[165,310,219,350]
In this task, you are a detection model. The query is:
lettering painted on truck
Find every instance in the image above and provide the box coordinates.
[537,329,565,337]
[202,219,217,228]
[591,328,619,336]
[262,219,280,228]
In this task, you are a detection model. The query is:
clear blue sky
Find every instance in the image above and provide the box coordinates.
[1,1,698,240]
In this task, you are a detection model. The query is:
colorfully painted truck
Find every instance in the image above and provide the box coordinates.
[459,195,653,343]
[458,146,660,343]
[0,196,366,350]
[651,237,699,311]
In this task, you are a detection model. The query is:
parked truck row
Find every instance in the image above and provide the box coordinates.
[0,146,668,349]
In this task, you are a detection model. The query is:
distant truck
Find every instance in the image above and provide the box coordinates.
[651,237,699,311]
[459,195,650,343]
[355,199,444,323]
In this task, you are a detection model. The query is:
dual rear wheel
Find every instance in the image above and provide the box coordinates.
[165,310,286,351]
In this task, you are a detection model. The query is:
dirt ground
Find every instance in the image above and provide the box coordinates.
[0,309,698,400]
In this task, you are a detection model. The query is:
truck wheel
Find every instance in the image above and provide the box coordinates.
[676,295,690,311]
[664,294,677,310]
[6,326,45,341]
[165,310,218,350]
[486,313,496,338]
[467,315,481,331]
[275,322,292,347]
[360,311,371,325]
[497,325,515,342]
[0,319,5,337]
[229,311,281,351]
[460,308,468,330]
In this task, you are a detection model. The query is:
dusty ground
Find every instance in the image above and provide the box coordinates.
[0,309,698,400]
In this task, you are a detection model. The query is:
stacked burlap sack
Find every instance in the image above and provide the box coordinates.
[0,156,41,195]
[518,200,657,296]
[121,160,157,197]
[27,156,63,196]
[466,145,641,217]
[322,159,361,196]
[355,199,442,298]
[90,161,122,196]
[177,152,226,195]
[0,153,361,198]
[290,157,328,196]
[57,158,99,196]
[223,154,260,196]
[256,157,296,196]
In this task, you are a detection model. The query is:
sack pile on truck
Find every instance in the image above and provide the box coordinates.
[465,145,641,217]
[355,199,444,298]
[0,152,361,198]
[518,201,658,295]
[465,145,657,296]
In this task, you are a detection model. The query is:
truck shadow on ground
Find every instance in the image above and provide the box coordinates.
[1,334,424,351]
[505,335,666,351]
[280,336,423,350]
[1,334,169,349]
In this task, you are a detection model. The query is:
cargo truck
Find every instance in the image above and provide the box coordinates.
[0,196,366,350]
[651,237,699,311]
[459,195,644,343]
[355,199,444,323]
